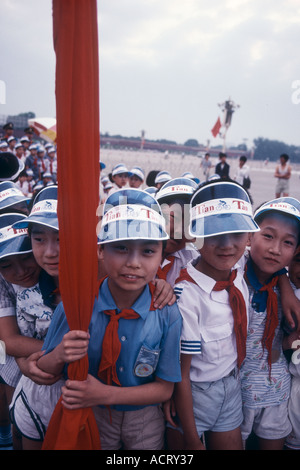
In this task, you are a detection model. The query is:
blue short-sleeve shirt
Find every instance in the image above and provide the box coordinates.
[43,278,182,411]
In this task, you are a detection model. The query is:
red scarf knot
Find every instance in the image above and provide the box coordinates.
[259,276,279,372]
[175,267,197,285]
[156,255,175,281]
[213,269,247,368]
[98,308,140,386]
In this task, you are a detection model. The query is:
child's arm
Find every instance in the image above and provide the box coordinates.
[173,354,205,450]
[37,330,90,376]
[151,278,176,308]
[278,274,300,332]
[61,374,174,409]
[0,316,43,357]
[16,351,62,385]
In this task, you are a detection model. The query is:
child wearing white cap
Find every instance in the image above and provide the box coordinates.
[154,171,172,190]
[38,188,182,450]
[0,212,40,449]
[109,163,129,193]
[167,179,259,450]
[6,186,64,450]
[155,177,199,287]
[240,197,300,450]
[129,166,145,189]
[0,207,60,450]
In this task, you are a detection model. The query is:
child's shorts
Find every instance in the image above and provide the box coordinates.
[167,369,243,437]
[9,376,65,441]
[241,402,292,441]
[285,378,300,449]
[93,404,165,450]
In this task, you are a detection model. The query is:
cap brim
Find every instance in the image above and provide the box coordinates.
[0,195,30,210]
[0,235,32,259]
[12,213,59,231]
[190,213,260,238]
[98,219,168,244]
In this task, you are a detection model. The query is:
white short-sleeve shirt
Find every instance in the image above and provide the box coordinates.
[175,257,249,382]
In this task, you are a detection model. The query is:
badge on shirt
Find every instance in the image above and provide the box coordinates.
[134,345,160,378]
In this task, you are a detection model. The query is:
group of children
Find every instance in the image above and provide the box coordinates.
[0,154,300,451]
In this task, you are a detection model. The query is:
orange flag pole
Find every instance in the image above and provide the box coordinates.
[42,0,101,450]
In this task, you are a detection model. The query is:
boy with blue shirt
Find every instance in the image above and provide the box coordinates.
[38,188,182,450]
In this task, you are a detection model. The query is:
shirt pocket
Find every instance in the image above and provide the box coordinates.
[201,323,233,363]
[133,344,161,378]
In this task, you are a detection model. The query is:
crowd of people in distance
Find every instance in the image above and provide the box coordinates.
[0,121,299,452]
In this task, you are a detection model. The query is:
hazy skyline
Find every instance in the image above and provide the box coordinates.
[1,0,300,149]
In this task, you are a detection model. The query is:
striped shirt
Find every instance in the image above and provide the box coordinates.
[240,285,290,408]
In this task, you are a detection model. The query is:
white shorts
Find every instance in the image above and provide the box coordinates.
[9,375,65,441]
[285,378,300,449]
[241,402,292,441]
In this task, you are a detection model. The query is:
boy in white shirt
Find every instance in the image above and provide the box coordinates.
[167,179,259,450]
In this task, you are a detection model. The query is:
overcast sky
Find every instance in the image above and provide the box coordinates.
[1,0,300,148]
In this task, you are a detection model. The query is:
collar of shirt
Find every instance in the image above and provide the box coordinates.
[246,255,286,312]
[185,256,244,295]
[161,244,198,269]
[98,277,153,320]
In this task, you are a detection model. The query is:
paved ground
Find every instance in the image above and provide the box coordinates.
[100,147,300,209]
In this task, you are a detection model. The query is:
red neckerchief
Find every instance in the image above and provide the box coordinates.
[97,277,156,386]
[213,269,247,368]
[156,255,176,281]
[259,276,279,372]
[175,267,197,285]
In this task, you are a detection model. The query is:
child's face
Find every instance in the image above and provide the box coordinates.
[31,225,60,278]
[289,250,300,288]
[129,175,143,188]
[196,232,249,281]
[249,213,299,284]
[98,239,163,301]
[112,173,128,188]
[0,253,40,287]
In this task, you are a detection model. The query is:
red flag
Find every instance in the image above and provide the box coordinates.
[211,117,222,137]
[42,0,101,450]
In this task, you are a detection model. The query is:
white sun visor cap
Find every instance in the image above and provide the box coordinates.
[0,181,30,210]
[111,163,129,176]
[156,177,198,204]
[129,166,145,181]
[254,197,300,223]
[190,180,260,238]
[0,213,32,259]
[12,185,58,231]
[181,172,200,184]
[154,171,172,185]
[98,188,169,244]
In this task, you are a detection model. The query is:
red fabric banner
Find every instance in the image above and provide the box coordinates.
[42,0,101,450]
[211,116,222,137]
